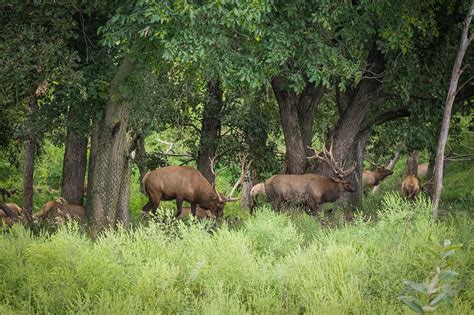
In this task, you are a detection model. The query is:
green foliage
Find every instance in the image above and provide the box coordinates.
[1,196,472,313]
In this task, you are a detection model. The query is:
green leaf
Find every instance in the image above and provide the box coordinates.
[404,281,427,293]
[429,292,447,306]
[399,296,424,315]
[422,305,438,312]
[440,250,455,260]
[439,270,459,281]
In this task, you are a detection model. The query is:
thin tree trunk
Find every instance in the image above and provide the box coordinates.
[89,56,135,233]
[23,95,37,218]
[133,134,148,184]
[61,110,88,206]
[406,150,419,176]
[372,149,400,193]
[86,116,100,219]
[432,1,473,219]
[197,80,223,184]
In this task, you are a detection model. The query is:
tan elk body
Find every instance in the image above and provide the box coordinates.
[401,175,420,198]
[417,163,429,177]
[362,167,393,187]
[34,198,85,222]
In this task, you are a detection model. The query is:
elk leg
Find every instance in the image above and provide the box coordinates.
[142,200,154,213]
[175,197,184,218]
[190,202,197,216]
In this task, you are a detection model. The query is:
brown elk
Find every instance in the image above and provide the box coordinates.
[265,142,356,213]
[178,207,216,220]
[0,202,24,226]
[417,163,429,177]
[250,182,266,203]
[362,161,393,188]
[33,197,85,222]
[142,155,251,218]
[401,175,420,198]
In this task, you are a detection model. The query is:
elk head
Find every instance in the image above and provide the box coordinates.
[309,140,356,192]
[209,154,252,216]
[368,160,393,177]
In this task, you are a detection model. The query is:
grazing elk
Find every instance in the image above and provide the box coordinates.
[33,197,85,222]
[142,155,251,218]
[178,207,216,220]
[417,163,429,177]
[362,161,393,188]
[265,142,356,214]
[0,202,24,226]
[401,175,420,199]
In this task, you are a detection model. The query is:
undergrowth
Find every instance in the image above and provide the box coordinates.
[1,195,472,314]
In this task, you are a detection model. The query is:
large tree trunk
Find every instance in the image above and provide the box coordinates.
[271,76,325,174]
[23,95,37,218]
[406,150,419,176]
[315,43,384,181]
[89,56,135,233]
[432,1,473,219]
[197,80,223,185]
[61,110,88,206]
[86,116,100,219]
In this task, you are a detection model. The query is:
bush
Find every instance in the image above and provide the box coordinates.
[0,195,472,313]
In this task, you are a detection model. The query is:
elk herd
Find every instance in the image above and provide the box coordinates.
[1,142,431,227]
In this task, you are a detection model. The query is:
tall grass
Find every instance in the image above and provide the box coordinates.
[1,195,472,314]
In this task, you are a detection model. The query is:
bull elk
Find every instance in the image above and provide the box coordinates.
[362,161,393,188]
[142,155,251,218]
[33,197,85,222]
[401,175,420,199]
[250,182,266,209]
[265,141,356,214]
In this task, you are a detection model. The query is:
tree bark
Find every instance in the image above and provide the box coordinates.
[406,150,419,176]
[197,80,223,185]
[133,134,148,184]
[86,116,100,219]
[432,1,473,219]
[315,42,384,181]
[23,95,37,218]
[271,76,325,174]
[89,56,135,233]
[61,110,88,206]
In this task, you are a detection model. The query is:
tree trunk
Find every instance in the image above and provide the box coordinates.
[133,134,148,184]
[86,116,100,219]
[406,150,419,176]
[271,76,325,174]
[61,110,88,206]
[372,149,401,193]
[197,80,223,185]
[89,56,135,233]
[432,1,473,219]
[23,95,37,218]
[315,42,384,181]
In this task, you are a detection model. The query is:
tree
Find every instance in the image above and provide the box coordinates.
[432,1,474,219]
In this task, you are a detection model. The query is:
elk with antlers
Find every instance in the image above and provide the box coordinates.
[362,161,393,188]
[142,155,251,218]
[265,141,356,213]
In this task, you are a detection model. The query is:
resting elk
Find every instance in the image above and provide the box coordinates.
[362,161,393,188]
[401,175,420,199]
[178,207,216,220]
[417,163,429,177]
[265,142,356,214]
[142,155,251,218]
[33,197,85,222]
[0,202,24,226]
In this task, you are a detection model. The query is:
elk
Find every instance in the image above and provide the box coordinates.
[362,161,393,188]
[265,142,356,213]
[142,155,251,218]
[33,197,85,222]
[417,163,429,177]
[401,175,420,199]
[178,207,216,220]
[250,182,266,203]
[0,202,24,226]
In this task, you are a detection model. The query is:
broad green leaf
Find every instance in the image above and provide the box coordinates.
[399,296,424,315]
[439,270,459,281]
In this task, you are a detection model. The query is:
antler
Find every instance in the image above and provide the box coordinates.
[226,154,253,201]
[367,160,383,168]
[309,139,356,178]
[209,155,219,182]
